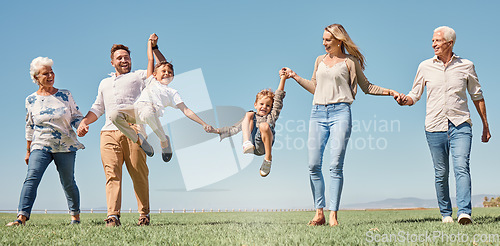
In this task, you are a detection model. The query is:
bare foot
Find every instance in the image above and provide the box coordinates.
[313,208,324,221]
[329,211,339,226]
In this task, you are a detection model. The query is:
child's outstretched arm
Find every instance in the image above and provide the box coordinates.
[176,102,215,133]
[147,33,158,77]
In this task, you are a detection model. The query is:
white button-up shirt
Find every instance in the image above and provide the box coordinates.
[407,54,483,132]
[90,70,148,131]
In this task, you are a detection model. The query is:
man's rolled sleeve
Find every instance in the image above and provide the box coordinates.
[467,65,484,101]
[89,88,105,118]
[407,65,426,104]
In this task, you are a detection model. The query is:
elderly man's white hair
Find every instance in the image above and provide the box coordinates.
[30,57,53,85]
[434,26,456,47]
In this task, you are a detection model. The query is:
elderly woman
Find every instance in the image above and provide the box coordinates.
[6,57,84,226]
[281,24,400,226]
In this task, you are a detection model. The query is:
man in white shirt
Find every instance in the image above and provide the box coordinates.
[78,44,153,227]
[398,26,491,225]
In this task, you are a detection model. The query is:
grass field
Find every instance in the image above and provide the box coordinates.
[1,208,499,245]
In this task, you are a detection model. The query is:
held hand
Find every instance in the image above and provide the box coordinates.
[25,151,30,165]
[205,125,220,134]
[280,67,296,79]
[482,126,491,143]
[77,122,89,137]
[203,124,215,133]
[389,90,400,99]
[279,68,289,79]
[149,33,158,47]
[395,93,407,106]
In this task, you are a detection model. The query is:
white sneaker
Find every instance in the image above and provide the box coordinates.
[457,214,472,225]
[442,216,453,223]
[242,141,254,154]
[260,159,272,177]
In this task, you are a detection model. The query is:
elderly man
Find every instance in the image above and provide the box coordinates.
[78,35,166,227]
[398,26,491,224]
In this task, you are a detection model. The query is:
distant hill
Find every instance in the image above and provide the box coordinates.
[341,194,499,210]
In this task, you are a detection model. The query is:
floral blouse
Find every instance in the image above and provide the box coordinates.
[25,89,85,153]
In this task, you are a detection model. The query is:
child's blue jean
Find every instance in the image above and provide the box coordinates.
[250,114,275,156]
[18,149,80,220]
[308,103,351,211]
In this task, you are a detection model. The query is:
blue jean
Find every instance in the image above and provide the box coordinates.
[250,114,275,156]
[18,150,80,220]
[308,103,352,211]
[425,121,472,217]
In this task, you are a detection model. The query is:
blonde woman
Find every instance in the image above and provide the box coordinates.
[281,24,400,226]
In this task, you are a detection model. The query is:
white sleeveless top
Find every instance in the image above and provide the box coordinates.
[313,60,354,105]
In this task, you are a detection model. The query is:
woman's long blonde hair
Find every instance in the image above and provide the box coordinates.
[325,24,366,70]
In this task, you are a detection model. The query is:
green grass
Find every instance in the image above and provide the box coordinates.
[1,208,500,245]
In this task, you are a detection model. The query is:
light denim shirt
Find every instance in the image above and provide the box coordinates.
[407,54,484,132]
[25,89,84,152]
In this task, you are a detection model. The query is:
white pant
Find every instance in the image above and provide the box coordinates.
[110,102,168,143]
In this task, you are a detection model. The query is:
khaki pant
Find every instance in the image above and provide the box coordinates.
[100,126,149,217]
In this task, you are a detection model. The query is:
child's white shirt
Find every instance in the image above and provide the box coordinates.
[135,76,183,116]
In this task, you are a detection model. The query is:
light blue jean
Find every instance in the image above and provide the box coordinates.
[308,103,352,211]
[425,121,472,217]
[18,150,80,220]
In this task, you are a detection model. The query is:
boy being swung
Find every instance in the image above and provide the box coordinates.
[215,72,288,177]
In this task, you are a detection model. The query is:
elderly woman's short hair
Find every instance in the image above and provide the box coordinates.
[434,26,456,47]
[30,57,53,84]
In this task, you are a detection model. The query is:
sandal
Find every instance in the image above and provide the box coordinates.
[6,219,25,226]
[307,217,326,226]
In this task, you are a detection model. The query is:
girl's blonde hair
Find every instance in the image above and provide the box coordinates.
[325,24,366,70]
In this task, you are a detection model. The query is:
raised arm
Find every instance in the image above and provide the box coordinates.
[147,33,158,77]
[277,73,286,91]
[269,76,287,122]
[473,98,491,143]
[152,39,167,63]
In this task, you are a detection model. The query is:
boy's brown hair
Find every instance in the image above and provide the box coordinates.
[255,88,274,104]
[154,61,174,74]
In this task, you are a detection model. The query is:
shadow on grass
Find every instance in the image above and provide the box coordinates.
[469,215,500,224]
[393,215,500,224]
[393,217,440,223]
[151,221,278,227]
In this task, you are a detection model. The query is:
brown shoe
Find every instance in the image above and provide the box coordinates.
[104,216,121,227]
[138,215,150,226]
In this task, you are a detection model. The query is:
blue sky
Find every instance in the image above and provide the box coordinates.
[0,0,498,212]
